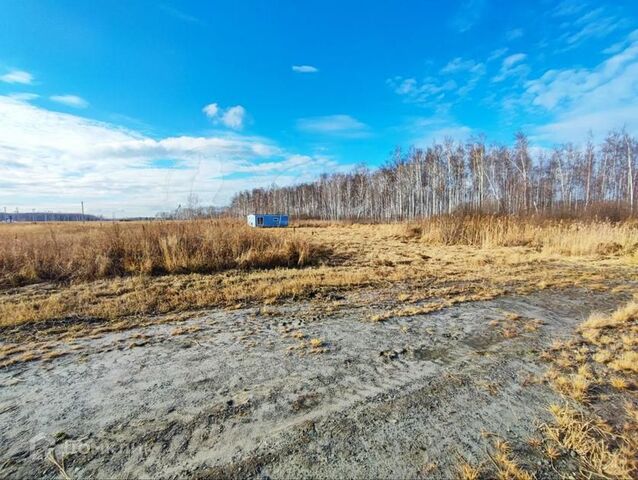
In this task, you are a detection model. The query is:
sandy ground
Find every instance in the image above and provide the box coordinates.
[0,288,631,479]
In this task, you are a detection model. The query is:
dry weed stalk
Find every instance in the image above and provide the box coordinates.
[46,449,72,480]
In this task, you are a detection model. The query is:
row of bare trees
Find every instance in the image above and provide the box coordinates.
[229,131,637,220]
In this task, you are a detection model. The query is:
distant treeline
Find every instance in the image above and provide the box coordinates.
[0,212,103,222]
[156,204,227,221]
[229,130,637,221]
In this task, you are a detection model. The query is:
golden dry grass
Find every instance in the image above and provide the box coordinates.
[545,404,636,479]
[0,218,636,333]
[457,462,482,480]
[468,435,535,480]
[410,215,638,258]
[581,301,638,330]
[491,451,534,480]
[0,219,318,287]
[541,297,638,479]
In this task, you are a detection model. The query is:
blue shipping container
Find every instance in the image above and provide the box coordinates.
[247,214,289,228]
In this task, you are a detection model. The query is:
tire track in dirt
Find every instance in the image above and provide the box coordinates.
[0,289,631,479]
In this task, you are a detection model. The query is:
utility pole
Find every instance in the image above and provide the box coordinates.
[81,201,85,222]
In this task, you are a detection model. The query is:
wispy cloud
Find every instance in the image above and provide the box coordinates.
[387,76,456,108]
[296,115,370,138]
[440,57,484,76]
[552,2,622,51]
[450,0,486,33]
[404,116,473,146]
[492,53,528,82]
[563,10,618,48]
[8,92,39,101]
[50,94,89,108]
[292,65,319,73]
[0,69,33,85]
[603,29,638,55]
[524,36,638,141]
[203,103,247,130]
[502,53,527,70]
[487,47,508,62]
[441,57,486,96]
[159,4,202,24]
[390,56,485,107]
[552,0,587,18]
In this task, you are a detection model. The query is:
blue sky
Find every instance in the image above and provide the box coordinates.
[1,0,638,216]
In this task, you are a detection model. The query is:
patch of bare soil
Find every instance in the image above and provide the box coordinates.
[0,288,632,479]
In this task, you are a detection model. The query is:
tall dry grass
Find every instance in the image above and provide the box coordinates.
[408,215,638,257]
[0,220,318,287]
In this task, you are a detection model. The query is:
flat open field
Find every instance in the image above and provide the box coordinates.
[1,219,637,479]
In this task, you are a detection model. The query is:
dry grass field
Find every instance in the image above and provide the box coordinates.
[0,219,316,287]
[1,216,637,479]
[1,216,636,331]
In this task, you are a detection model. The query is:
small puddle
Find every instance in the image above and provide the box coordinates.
[409,346,451,362]
[463,332,501,352]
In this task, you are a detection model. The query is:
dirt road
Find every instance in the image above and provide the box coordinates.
[0,289,629,479]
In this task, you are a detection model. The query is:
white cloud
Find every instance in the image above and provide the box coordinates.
[296,115,370,137]
[502,53,527,69]
[50,94,89,108]
[202,103,219,118]
[532,105,638,142]
[602,29,638,55]
[0,96,335,216]
[292,65,319,73]
[407,117,473,147]
[0,69,34,84]
[551,3,622,51]
[487,48,508,62]
[202,103,246,130]
[492,53,529,82]
[390,57,485,107]
[440,57,485,96]
[387,76,457,107]
[526,40,638,110]
[8,92,39,101]
[552,0,587,18]
[221,105,246,130]
[440,57,484,75]
[561,9,618,49]
[524,37,638,142]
